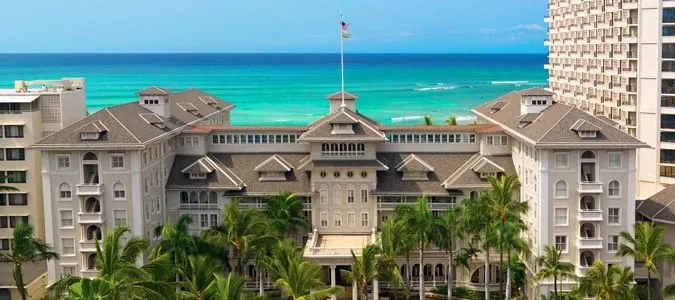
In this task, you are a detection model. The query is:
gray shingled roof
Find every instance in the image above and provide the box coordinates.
[31,89,233,149]
[472,90,647,149]
[471,157,506,173]
[443,154,515,188]
[254,154,293,172]
[167,153,312,195]
[299,107,387,141]
[395,154,435,172]
[636,185,675,223]
[181,157,217,174]
[327,91,358,101]
[520,87,554,96]
[570,119,601,132]
[137,86,172,95]
[298,159,389,171]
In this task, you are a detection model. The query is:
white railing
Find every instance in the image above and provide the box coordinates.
[578,210,603,221]
[577,181,603,193]
[244,280,275,289]
[78,212,103,224]
[577,237,603,249]
[305,247,362,256]
[76,183,104,196]
[178,203,219,210]
[79,240,100,252]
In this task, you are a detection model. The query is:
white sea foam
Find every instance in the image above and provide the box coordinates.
[490,80,530,85]
[414,86,457,91]
[391,116,425,122]
[455,115,477,122]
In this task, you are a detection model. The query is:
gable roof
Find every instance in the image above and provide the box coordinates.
[180,156,217,174]
[327,91,358,101]
[254,154,294,172]
[520,87,554,96]
[471,157,506,173]
[443,154,515,188]
[395,154,435,172]
[636,185,675,223]
[299,107,386,141]
[31,88,233,150]
[137,86,172,96]
[570,119,601,132]
[472,89,647,149]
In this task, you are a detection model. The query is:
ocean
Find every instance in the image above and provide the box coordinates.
[0,53,547,125]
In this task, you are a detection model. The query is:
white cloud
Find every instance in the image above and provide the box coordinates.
[509,24,546,31]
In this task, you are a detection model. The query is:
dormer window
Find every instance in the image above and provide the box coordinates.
[578,131,597,138]
[259,171,287,181]
[254,154,293,181]
[395,154,434,181]
[570,119,601,139]
[80,132,100,140]
[479,172,499,179]
[331,123,354,134]
[402,171,429,181]
[189,173,207,179]
[530,99,547,105]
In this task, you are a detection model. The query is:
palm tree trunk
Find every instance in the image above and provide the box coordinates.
[484,248,490,300]
[498,221,504,300]
[553,274,557,300]
[12,262,26,300]
[419,247,425,300]
[448,246,453,300]
[648,272,651,300]
[505,249,512,300]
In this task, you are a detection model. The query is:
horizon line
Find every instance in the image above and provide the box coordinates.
[0,52,548,55]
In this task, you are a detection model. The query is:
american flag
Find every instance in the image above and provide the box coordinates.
[341,21,349,30]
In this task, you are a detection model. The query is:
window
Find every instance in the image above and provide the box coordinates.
[486,135,508,146]
[555,153,569,168]
[62,238,75,256]
[347,212,355,228]
[113,183,125,199]
[334,212,342,228]
[361,212,369,227]
[113,210,127,225]
[0,217,6,228]
[189,173,207,179]
[62,266,75,276]
[554,208,568,226]
[60,210,73,228]
[608,208,620,224]
[555,235,567,252]
[333,185,341,204]
[0,239,9,250]
[145,204,150,221]
[181,136,201,148]
[59,183,71,199]
[5,148,24,161]
[608,235,619,251]
[554,181,568,198]
[347,189,355,203]
[6,171,26,183]
[360,189,368,203]
[320,212,328,228]
[320,142,366,157]
[144,179,149,194]
[210,214,218,227]
[7,216,26,228]
[608,181,620,197]
[8,194,27,206]
[111,154,124,168]
[4,125,23,138]
[608,152,621,168]
[200,214,209,228]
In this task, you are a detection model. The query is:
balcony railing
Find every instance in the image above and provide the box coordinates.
[578,237,604,250]
[76,183,104,196]
[578,181,604,193]
[79,240,100,252]
[305,247,363,256]
[578,210,603,221]
[77,212,104,224]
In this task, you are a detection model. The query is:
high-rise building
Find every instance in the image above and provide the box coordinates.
[0,78,86,299]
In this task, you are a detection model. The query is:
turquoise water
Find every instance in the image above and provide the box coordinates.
[0,54,547,125]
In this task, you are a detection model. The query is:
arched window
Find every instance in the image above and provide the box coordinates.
[180,191,189,204]
[319,184,328,204]
[333,184,341,204]
[357,143,365,152]
[470,191,478,200]
[339,143,347,152]
[581,151,596,159]
[199,191,208,203]
[83,152,98,161]
[189,192,198,204]
[113,183,126,199]
[580,251,595,267]
[84,197,101,213]
[86,225,102,240]
[330,143,338,152]
[59,183,71,199]
[87,253,98,270]
[608,180,620,197]
[209,192,217,204]
[348,143,356,152]
[554,181,568,198]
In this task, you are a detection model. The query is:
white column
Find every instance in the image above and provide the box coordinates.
[433,267,436,287]
[373,279,379,300]
[352,281,358,300]
[330,265,337,300]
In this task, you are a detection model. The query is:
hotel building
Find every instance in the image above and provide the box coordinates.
[31,85,644,299]
[545,0,675,199]
[0,78,86,299]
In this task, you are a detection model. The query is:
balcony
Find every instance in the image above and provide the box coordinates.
[577,266,591,277]
[578,209,603,221]
[76,183,104,196]
[77,212,103,224]
[79,240,99,252]
[578,237,603,250]
[81,269,98,278]
[634,262,650,279]
[577,181,603,193]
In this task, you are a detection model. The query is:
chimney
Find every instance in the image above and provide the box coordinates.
[519,88,554,115]
[137,87,172,118]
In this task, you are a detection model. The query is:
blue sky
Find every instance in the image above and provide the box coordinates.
[0,0,547,53]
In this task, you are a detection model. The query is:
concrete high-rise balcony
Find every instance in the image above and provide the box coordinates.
[577,181,604,193]
[77,212,104,224]
[76,183,104,196]
[577,236,604,250]
[578,209,603,222]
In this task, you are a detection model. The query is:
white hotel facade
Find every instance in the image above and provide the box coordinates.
[29,85,644,298]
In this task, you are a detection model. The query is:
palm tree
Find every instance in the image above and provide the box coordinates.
[203,198,275,274]
[63,278,114,300]
[394,196,443,300]
[0,178,18,192]
[578,261,634,300]
[387,218,415,292]
[272,254,344,300]
[434,206,460,300]
[446,116,458,125]
[264,192,310,238]
[536,245,576,300]
[178,255,221,300]
[205,273,249,300]
[0,223,58,300]
[616,222,674,300]
[378,219,408,299]
[487,174,526,300]
[423,115,433,125]
[502,215,529,300]
[152,215,197,282]
[51,225,175,299]
[342,245,380,300]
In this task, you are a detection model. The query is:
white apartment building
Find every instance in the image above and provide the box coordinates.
[33,86,644,299]
[546,0,675,199]
[0,78,86,299]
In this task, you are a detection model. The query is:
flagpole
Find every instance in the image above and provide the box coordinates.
[340,16,346,108]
